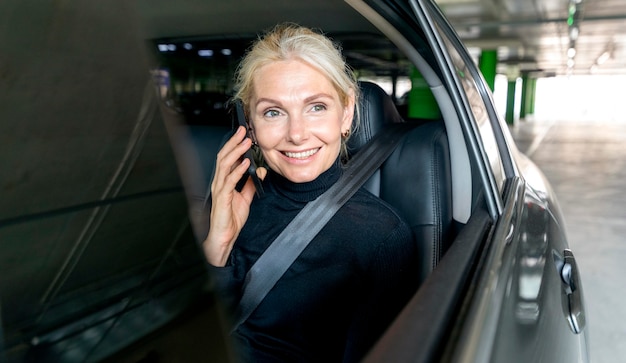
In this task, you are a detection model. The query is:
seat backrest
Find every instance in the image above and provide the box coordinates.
[349,82,454,284]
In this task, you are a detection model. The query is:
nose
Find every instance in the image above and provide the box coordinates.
[286,113,309,144]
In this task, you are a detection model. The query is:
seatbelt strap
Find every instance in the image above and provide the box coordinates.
[232,123,414,332]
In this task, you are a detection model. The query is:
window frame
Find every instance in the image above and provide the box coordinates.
[406,0,507,219]
[423,1,519,181]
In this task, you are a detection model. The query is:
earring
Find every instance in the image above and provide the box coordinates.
[342,129,351,138]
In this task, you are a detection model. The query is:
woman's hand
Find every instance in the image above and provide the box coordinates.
[203,126,267,266]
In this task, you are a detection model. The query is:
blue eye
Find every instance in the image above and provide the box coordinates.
[264,109,281,118]
[311,104,326,112]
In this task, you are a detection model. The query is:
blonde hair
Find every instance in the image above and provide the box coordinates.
[233,23,360,159]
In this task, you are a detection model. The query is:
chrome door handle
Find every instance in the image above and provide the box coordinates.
[559,249,586,334]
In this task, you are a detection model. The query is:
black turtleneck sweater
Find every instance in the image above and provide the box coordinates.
[210,161,419,362]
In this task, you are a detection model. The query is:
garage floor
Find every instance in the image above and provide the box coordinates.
[510,118,626,363]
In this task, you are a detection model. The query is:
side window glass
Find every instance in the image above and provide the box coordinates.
[151,40,250,126]
[436,29,506,192]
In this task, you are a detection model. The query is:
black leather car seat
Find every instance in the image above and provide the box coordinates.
[348,82,454,284]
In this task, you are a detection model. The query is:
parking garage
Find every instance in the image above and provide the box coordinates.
[1,1,625,362]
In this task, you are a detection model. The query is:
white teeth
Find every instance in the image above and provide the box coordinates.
[284,148,319,159]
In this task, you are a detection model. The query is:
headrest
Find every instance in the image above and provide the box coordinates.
[347,81,405,155]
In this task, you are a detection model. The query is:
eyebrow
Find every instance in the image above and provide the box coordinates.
[255,93,334,107]
[303,93,334,103]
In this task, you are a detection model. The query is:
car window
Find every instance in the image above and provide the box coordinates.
[430,23,506,194]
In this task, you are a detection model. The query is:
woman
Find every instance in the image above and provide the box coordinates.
[204,23,419,362]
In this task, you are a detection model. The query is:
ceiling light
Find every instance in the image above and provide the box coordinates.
[567,48,576,58]
[569,27,579,41]
[157,44,177,52]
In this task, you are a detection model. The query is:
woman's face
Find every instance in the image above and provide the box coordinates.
[249,59,354,183]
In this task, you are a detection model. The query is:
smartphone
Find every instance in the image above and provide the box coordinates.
[234,100,265,197]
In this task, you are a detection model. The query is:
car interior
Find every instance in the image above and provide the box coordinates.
[1,1,500,362]
[145,1,501,359]
[151,15,483,283]
[152,24,491,359]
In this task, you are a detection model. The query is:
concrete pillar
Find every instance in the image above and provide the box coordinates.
[479,50,498,92]
[520,73,529,119]
[505,79,516,125]
[520,73,538,120]
[528,78,538,115]
[504,66,520,125]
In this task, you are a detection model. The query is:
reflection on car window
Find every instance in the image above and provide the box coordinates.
[150,38,250,126]
[435,25,505,192]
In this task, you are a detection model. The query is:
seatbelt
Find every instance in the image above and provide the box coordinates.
[232,123,414,332]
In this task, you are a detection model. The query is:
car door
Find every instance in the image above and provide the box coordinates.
[410,1,591,362]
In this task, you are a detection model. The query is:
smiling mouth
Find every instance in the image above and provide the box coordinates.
[283,148,320,159]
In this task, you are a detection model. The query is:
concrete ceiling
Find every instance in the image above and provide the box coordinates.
[437,0,626,76]
[136,0,626,77]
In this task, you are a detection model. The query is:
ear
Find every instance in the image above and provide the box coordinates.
[341,88,356,133]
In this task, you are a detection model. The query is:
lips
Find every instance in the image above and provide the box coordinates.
[283,148,320,159]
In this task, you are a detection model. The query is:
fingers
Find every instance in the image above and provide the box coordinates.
[238,165,267,204]
[205,127,256,266]
[239,175,257,204]
[212,127,253,195]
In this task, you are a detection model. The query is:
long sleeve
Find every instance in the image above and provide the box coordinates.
[207,264,242,317]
